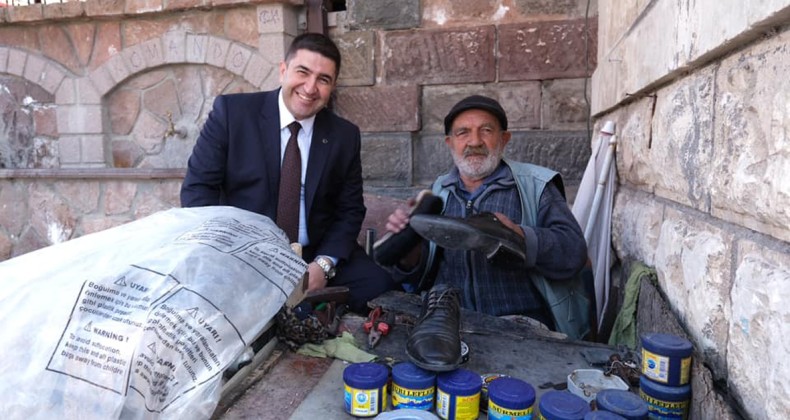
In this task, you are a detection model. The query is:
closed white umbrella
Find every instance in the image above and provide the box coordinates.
[572,121,617,332]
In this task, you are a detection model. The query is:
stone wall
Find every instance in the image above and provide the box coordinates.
[332,0,597,193]
[596,1,790,419]
[0,0,597,259]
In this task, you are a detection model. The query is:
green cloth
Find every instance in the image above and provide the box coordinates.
[608,262,656,348]
[297,331,376,363]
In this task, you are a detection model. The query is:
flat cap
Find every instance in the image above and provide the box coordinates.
[444,95,508,135]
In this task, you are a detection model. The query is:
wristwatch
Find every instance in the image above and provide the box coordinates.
[314,256,336,280]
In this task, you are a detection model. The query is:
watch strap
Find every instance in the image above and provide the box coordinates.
[315,256,336,279]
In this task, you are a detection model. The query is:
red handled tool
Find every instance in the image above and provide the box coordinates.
[364,307,392,350]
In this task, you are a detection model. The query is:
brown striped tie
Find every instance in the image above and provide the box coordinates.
[276,122,302,243]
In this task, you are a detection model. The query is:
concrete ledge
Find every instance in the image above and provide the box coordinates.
[1,0,302,23]
[0,168,185,179]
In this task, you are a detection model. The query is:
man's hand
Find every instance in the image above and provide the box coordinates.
[306,262,328,291]
[494,212,526,239]
[384,207,411,235]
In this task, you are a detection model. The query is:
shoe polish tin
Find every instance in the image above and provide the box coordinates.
[343,362,389,417]
[435,368,481,420]
[479,373,509,412]
[487,376,536,419]
[640,333,692,386]
[391,362,436,411]
[595,389,648,419]
[583,411,627,419]
[460,341,469,364]
[638,376,690,420]
[537,390,590,420]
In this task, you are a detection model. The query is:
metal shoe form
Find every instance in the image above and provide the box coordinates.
[405,284,463,372]
[373,190,444,266]
[409,212,527,262]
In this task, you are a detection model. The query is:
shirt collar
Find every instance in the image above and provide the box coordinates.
[278,89,316,138]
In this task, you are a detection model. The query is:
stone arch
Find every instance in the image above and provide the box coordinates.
[3,30,289,168]
[85,33,284,169]
[0,46,74,96]
[88,33,282,98]
[0,47,78,169]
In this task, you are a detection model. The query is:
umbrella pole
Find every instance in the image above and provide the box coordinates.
[583,123,617,243]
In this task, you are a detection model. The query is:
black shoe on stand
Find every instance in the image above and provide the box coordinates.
[405,284,463,372]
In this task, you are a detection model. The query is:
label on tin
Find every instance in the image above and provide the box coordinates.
[680,356,691,384]
[488,401,533,419]
[642,349,671,383]
[392,383,434,411]
[640,389,689,419]
[436,389,480,420]
[642,349,691,385]
[344,383,387,417]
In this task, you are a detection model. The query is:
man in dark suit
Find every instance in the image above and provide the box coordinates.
[181,33,394,314]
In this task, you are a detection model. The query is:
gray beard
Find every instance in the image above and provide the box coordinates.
[452,147,503,181]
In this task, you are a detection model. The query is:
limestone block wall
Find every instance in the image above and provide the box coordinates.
[333,0,599,193]
[0,0,598,260]
[595,1,790,418]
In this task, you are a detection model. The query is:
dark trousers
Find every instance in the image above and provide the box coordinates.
[329,245,395,314]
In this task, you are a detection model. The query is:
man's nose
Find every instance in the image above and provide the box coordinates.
[467,130,484,145]
[304,77,318,93]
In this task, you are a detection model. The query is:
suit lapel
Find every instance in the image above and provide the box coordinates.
[305,110,332,217]
[259,90,282,203]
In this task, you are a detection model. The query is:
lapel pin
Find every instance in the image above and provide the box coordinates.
[322,139,328,144]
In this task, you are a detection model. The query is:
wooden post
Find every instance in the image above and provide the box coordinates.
[305,0,329,35]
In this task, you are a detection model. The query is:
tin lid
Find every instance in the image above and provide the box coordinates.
[638,376,691,402]
[343,362,389,389]
[595,389,648,419]
[487,377,536,410]
[538,390,591,420]
[437,368,482,395]
[374,409,440,419]
[584,411,627,420]
[640,333,692,357]
[392,362,436,389]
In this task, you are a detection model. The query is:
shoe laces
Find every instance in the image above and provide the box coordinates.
[422,287,459,316]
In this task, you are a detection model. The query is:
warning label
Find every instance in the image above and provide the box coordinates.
[129,289,243,410]
[174,217,277,253]
[47,270,177,393]
[175,216,305,291]
[43,215,300,413]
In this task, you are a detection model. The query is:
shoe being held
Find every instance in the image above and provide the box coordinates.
[409,212,526,262]
[373,190,443,267]
[405,284,463,372]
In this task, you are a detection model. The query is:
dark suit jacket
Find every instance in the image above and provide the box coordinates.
[180,89,366,262]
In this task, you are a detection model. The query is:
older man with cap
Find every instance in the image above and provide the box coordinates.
[377,95,590,366]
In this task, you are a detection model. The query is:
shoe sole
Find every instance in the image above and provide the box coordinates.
[409,214,526,261]
[405,347,463,372]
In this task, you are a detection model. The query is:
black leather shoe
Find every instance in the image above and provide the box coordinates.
[409,212,526,262]
[373,190,443,267]
[406,284,463,372]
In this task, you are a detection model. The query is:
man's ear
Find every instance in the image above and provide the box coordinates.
[501,131,512,147]
[279,61,287,82]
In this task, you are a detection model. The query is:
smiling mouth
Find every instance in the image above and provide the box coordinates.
[296,91,315,103]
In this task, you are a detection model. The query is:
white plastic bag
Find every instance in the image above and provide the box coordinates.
[0,206,306,419]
